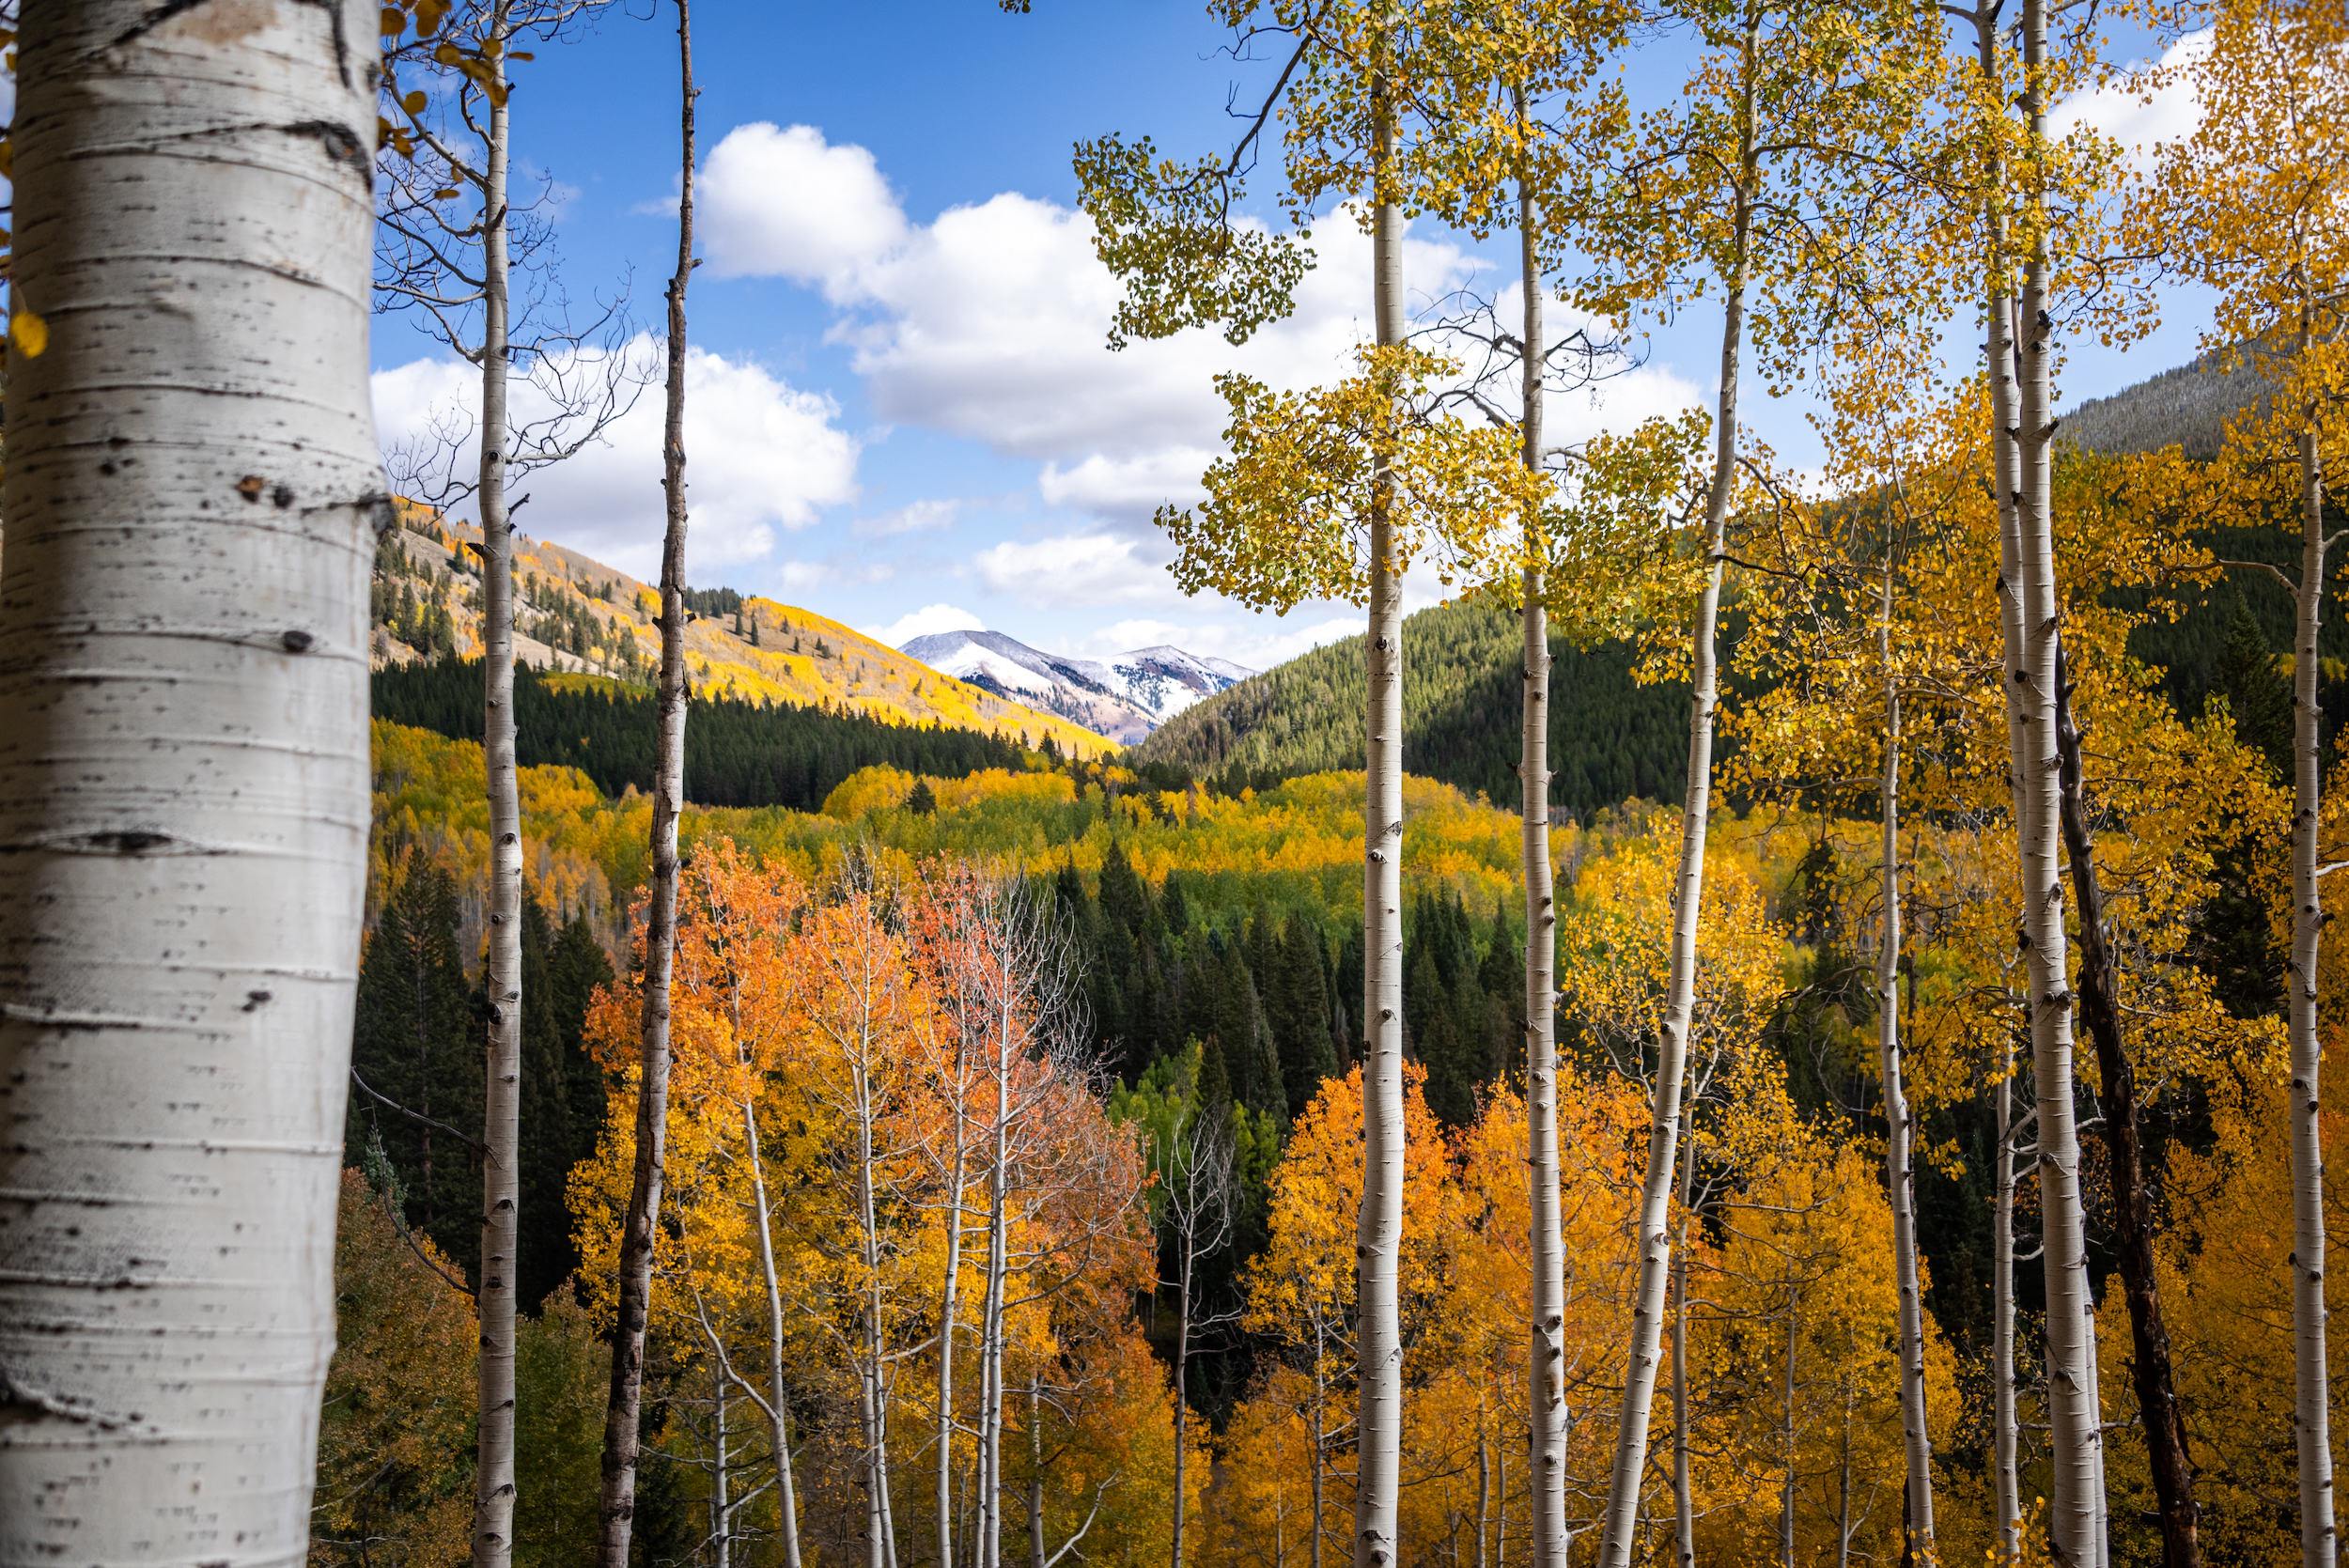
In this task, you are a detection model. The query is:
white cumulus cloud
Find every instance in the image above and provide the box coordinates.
[371,339,860,581]
[865,602,987,646]
[699,122,910,296]
[973,533,1182,608]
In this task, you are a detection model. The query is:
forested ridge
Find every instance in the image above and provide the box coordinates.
[374,659,1040,808]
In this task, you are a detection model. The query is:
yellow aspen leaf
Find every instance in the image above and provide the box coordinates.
[10,310,48,358]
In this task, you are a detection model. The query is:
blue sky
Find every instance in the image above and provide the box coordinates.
[370,1,2217,673]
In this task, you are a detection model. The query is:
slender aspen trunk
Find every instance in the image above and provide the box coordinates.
[1781,1295,1799,1568]
[1357,24,1408,1568]
[2289,318,2337,1568]
[940,1134,972,1568]
[1517,85,1569,1568]
[981,1072,1013,1568]
[0,3,379,1557]
[1498,1405,1510,1568]
[596,6,693,1559]
[1479,1411,1494,1568]
[1671,1139,1696,1568]
[1314,1343,1330,1568]
[1981,37,2028,1562]
[1174,1222,1197,1568]
[1876,592,1937,1561]
[474,16,523,1565]
[1995,1057,2022,1566]
[745,1104,805,1568]
[1029,1371,1048,1568]
[860,1056,899,1568]
[2052,656,2201,1568]
[713,1356,733,1568]
[1839,1385,1857,1568]
[1595,29,1753,1560]
[2011,0,2104,1554]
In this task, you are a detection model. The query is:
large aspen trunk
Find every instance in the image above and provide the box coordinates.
[2289,333,2336,1568]
[1594,49,1752,1560]
[1356,34,1408,1568]
[0,3,381,1559]
[596,4,693,1560]
[2053,654,2201,1568]
[1876,592,1937,1560]
[474,18,523,1567]
[2011,0,2105,1554]
[746,1104,806,1568]
[1517,97,1569,1568]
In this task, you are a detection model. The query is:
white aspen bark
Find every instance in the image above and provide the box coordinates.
[713,1355,733,1568]
[1671,1143,1696,1568]
[1029,1371,1047,1568]
[1781,1295,1799,1568]
[1838,1387,1856,1568]
[596,4,692,1558]
[1313,1343,1330,1568]
[862,1056,899,1568]
[2290,335,2336,1568]
[1517,88,1569,1568]
[1981,48,2027,1560]
[1174,1216,1197,1568]
[1996,1062,2022,1567]
[1877,595,1936,1560]
[474,15,523,1567]
[1594,38,1752,1559]
[938,1132,972,1568]
[745,1104,805,1568]
[981,1071,1013,1568]
[1479,1408,1494,1568]
[0,3,380,1560]
[1356,27,1408,1568]
[2012,0,2103,1553]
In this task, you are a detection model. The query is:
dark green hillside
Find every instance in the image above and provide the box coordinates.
[1131,600,1696,817]
[373,660,1030,809]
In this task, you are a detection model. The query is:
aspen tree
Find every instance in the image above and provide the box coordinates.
[1565,2,1932,1556]
[2140,8,2348,1560]
[0,2,381,1561]
[1078,15,1496,1556]
[2001,0,2116,1547]
[598,2,695,1560]
[376,5,636,1559]
[1166,1114,1241,1568]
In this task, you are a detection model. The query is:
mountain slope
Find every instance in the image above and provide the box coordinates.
[1132,600,1695,816]
[898,629,1253,744]
[369,509,1114,757]
[2061,345,2282,460]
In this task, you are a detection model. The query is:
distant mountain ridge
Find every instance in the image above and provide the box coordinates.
[366,510,1113,757]
[898,629,1252,745]
[1132,600,1695,815]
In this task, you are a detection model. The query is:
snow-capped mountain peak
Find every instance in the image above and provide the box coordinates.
[897,629,1252,744]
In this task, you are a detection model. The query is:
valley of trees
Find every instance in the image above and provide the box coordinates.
[0,4,2341,1568]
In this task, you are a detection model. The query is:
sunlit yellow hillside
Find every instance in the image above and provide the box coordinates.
[371,506,1114,758]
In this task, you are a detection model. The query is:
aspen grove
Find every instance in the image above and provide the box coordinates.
[0,2,2345,1568]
